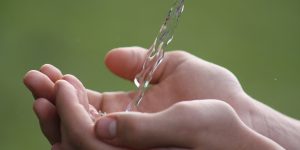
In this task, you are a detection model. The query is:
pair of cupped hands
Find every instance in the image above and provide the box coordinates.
[24,47,284,150]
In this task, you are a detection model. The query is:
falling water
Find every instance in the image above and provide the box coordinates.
[126,0,185,111]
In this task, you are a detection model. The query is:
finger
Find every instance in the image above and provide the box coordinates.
[24,70,55,102]
[55,80,93,135]
[39,64,63,82]
[95,102,199,149]
[26,65,103,110]
[105,47,189,84]
[51,143,62,150]
[54,80,120,150]
[62,74,89,111]
[104,47,146,82]
[33,98,61,144]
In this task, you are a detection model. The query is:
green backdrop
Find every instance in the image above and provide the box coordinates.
[0,0,299,149]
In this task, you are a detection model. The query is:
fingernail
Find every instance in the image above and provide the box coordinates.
[96,117,117,139]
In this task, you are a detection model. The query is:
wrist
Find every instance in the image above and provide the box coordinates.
[241,125,284,150]
[246,95,300,149]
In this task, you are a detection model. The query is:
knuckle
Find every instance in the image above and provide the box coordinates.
[124,118,143,135]
[174,101,192,109]
[169,50,198,61]
[117,114,145,145]
[213,100,234,113]
[172,101,193,114]
[170,50,191,57]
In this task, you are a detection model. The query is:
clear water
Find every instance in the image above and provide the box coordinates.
[126,0,185,111]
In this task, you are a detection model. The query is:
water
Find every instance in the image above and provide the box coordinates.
[126,0,185,111]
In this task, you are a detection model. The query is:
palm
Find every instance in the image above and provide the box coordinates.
[101,51,243,114]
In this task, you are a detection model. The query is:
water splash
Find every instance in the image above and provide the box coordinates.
[126,0,185,111]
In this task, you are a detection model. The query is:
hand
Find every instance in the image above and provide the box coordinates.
[24,47,300,149]
[101,47,300,149]
[94,100,284,150]
[24,46,245,146]
[31,74,283,150]
[47,76,124,150]
[23,65,104,147]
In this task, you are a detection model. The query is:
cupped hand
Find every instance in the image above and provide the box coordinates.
[23,47,254,147]
[24,64,103,146]
[101,47,248,111]
[47,76,125,150]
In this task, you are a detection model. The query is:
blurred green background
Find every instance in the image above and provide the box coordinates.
[0,0,299,149]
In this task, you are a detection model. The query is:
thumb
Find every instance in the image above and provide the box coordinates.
[104,47,189,84]
[104,47,149,82]
[94,103,197,149]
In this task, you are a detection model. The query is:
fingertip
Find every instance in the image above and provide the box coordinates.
[40,64,54,70]
[23,70,40,86]
[62,74,76,83]
[23,70,55,100]
[62,74,85,90]
[105,47,145,64]
[62,74,89,109]
[104,47,128,73]
[62,74,75,79]
[54,79,77,113]
[40,64,63,82]
[54,80,74,92]
[54,79,67,85]
[104,47,146,81]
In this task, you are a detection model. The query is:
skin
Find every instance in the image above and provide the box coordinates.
[24,47,300,149]
[52,78,284,149]
[96,100,284,150]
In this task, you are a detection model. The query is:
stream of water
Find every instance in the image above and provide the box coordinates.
[126,0,185,111]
